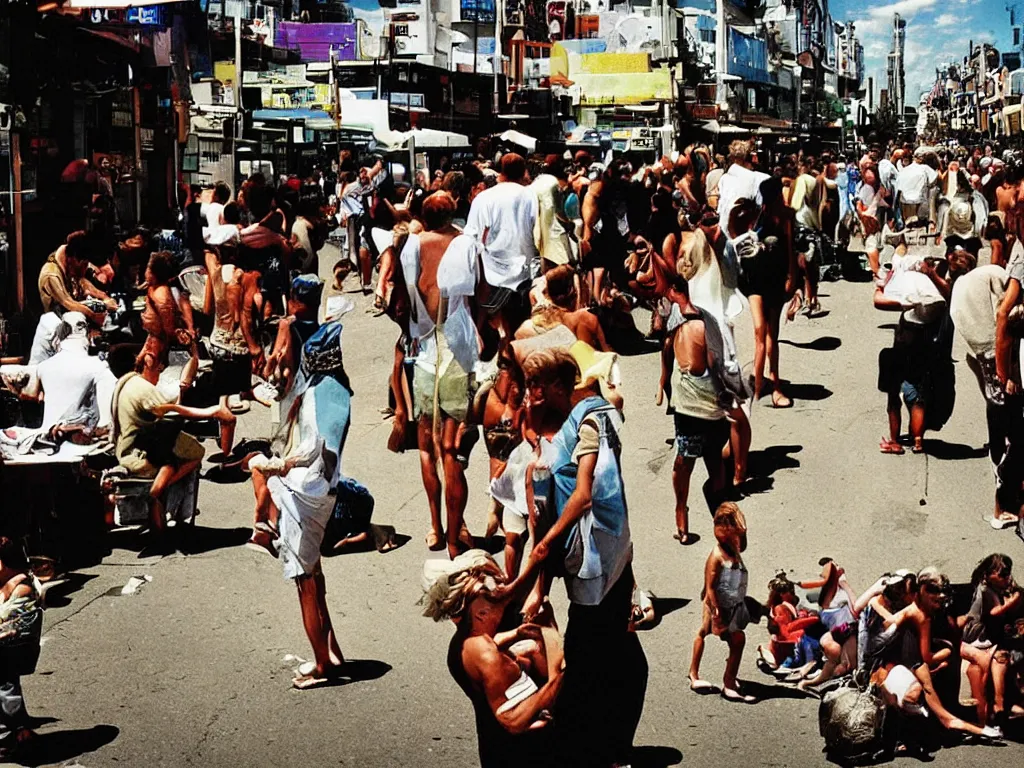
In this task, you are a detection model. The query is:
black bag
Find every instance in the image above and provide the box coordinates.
[877,347,902,393]
[0,607,43,677]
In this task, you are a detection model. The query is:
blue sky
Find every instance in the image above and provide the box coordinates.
[831,0,1014,102]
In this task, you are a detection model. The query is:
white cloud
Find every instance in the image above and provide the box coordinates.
[865,0,936,20]
[935,13,958,27]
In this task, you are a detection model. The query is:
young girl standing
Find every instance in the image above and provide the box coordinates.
[689,502,756,702]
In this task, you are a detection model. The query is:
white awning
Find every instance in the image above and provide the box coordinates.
[497,129,537,152]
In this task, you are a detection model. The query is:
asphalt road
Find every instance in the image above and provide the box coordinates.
[11,240,1024,768]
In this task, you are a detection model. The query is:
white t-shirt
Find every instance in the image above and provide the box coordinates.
[201,201,225,227]
[464,182,539,289]
[716,164,769,232]
[897,163,937,205]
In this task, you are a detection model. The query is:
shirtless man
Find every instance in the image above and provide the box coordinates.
[424,552,564,767]
[398,192,482,557]
[203,245,267,432]
[140,251,199,402]
[995,166,1021,245]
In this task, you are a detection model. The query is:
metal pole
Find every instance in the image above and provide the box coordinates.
[133,86,143,225]
[234,7,243,112]
[235,7,243,185]
[12,132,23,312]
[493,2,501,114]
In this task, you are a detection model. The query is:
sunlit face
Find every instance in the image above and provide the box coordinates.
[918,579,948,612]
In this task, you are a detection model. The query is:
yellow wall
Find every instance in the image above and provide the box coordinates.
[577,52,651,75]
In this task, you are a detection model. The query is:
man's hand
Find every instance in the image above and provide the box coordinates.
[103,296,118,311]
[1006,379,1019,396]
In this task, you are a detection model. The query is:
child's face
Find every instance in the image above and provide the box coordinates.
[989,564,1012,590]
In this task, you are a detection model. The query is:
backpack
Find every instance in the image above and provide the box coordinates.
[818,680,893,764]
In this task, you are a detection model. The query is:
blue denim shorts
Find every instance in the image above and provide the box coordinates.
[901,380,924,407]
[673,413,729,459]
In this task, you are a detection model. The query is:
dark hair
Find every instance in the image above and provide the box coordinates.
[223,201,241,225]
[545,265,576,309]
[543,154,568,180]
[441,170,466,201]
[971,553,1013,589]
[147,251,178,285]
[296,184,323,221]
[213,181,232,204]
[245,180,276,221]
[499,153,527,183]
[65,230,90,262]
[107,343,142,378]
[421,191,456,231]
[0,536,28,571]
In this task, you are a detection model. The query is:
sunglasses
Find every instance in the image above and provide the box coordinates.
[923,583,947,595]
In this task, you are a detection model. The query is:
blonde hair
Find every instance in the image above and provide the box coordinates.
[421,550,505,622]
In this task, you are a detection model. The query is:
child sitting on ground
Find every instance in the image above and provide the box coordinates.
[757,573,821,679]
[689,502,757,702]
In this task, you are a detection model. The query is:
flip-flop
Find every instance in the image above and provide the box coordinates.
[688,676,715,692]
[292,672,332,690]
[673,530,697,546]
[722,687,756,703]
[770,392,793,409]
[879,438,905,455]
[425,530,445,551]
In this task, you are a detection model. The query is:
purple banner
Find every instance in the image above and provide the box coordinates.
[274,22,359,62]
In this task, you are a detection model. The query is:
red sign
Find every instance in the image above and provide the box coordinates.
[687,103,719,120]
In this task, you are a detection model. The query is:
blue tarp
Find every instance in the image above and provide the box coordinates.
[728,29,770,84]
[252,109,332,122]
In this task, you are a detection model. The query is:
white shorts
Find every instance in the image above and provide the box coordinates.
[883,665,920,712]
[864,232,880,251]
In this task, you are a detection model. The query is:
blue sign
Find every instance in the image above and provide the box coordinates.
[125,6,166,26]
[461,0,495,24]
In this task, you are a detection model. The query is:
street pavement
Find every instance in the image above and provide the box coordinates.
[10,240,1024,767]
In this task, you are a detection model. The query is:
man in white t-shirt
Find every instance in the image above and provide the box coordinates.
[200,181,231,228]
[896,154,937,225]
[716,140,769,234]
[464,153,539,332]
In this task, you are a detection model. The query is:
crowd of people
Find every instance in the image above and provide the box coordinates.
[0,134,1021,764]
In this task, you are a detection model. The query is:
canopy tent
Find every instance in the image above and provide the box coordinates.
[496,129,537,153]
[377,128,471,151]
[700,120,749,135]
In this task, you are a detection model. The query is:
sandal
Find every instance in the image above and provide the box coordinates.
[673,529,698,546]
[688,676,715,693]
[879,438,905,455]
[770,390,793,409]
[425,530,445,551]
[722,687,756,703]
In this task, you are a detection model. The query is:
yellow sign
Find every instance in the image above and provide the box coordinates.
[214,61,236,86]
[577,52,651,75]
[575,71,672,105]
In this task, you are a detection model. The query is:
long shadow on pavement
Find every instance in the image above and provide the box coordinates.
[780,381,834,401]
[922,438,987,461]
[631,745,684,767]
[740,445,802,496]
[18,723,119,767]
[780,336,842,352]
[295,659,392,690]
[38,573,98,609]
